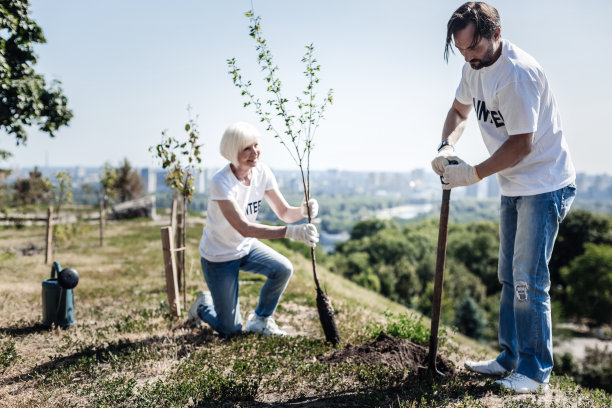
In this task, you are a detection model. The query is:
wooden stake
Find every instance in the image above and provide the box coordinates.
[99,199,104,247]
[45,207,53,264]
[161,226,181,318]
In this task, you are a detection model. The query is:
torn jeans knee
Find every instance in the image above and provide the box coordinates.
[515,282,528,302]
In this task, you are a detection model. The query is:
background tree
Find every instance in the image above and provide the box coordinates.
[114,158,144,202]
[561,243,612,326]
[455,295,486,340]
[99,159,144,203]
[0,0,72,145]
[550,209,612,302]
[12,166,51,206]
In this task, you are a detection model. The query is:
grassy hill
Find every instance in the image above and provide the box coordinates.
[0,217,610,407]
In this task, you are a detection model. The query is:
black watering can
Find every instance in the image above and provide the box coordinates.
[42,261,79,328]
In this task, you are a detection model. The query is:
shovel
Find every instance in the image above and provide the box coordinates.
[427,160,457,376]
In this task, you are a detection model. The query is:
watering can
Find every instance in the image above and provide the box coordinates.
[42,261,79,328]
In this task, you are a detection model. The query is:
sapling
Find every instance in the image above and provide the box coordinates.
[228,11,340,344]
[150,108,203,310]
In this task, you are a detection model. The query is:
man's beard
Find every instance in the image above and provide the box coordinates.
[469,47,495,70]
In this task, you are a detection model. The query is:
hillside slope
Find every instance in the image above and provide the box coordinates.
[0,219,609,407]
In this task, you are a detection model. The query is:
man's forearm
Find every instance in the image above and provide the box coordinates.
[475,133,533,179]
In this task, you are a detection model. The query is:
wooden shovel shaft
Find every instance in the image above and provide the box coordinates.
[428,189,451,372]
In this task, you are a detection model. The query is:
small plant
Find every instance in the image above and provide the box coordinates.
[228,10,339,344]
[0,339,20,371]
[367,311,447,347]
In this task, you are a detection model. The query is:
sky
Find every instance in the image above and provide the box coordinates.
[2,0,611,174]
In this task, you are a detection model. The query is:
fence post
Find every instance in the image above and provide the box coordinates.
[99,199,104,247]
[161,226,181,318]
[45,207,53,264]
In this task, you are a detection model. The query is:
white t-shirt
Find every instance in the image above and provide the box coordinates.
[455,39,575,196]
[199,163,278,262]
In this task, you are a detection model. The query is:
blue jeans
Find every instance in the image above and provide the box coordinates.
[198,240,293,336]
[496,183,576,383]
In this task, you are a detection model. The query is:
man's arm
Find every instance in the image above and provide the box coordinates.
[441,98,472,145]
[475,133,532,178]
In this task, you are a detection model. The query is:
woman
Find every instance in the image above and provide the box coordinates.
[188,122,319,337]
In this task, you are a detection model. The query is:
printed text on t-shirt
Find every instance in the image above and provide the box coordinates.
[245,200,262,215]
[473,98,505,128]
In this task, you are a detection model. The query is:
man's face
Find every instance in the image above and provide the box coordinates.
[453,23,500,70]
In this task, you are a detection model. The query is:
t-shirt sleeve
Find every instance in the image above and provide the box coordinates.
[263,165,279,191]
[497,80,540,135]
[455,65,472,105]
[210,177,232,201]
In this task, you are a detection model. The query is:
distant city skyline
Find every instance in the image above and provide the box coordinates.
[1,0,610,175]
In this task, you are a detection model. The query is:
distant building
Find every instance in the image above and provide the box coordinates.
[140,168,157,194]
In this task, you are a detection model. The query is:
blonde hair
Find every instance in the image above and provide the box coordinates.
[219,122,260,166]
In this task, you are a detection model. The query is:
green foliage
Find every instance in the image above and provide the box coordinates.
[0,0,72,144]
[331,218,488,333]
[561,243,612,325]
[454,295,486,340]
[12,166,52,206]
[551,209,612,302]
[554,347,612,393]
[100,158,144,203]
[350,218,399,240]
[149,108,202,204]
[366,311,445,347]
[0,339,20,371]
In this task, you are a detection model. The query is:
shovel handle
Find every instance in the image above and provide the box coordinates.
[428,181,453,373]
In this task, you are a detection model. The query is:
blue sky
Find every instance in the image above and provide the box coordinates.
[2,0,610,174]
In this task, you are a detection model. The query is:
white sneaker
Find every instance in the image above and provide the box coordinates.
[495,372,549,394]
[188,291,212,327]
[245,313,287,336]
[464,359,509,376]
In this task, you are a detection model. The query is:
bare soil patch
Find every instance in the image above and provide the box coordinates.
[318,331,455,374]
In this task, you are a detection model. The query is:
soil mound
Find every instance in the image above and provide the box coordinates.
[318,332,454,374]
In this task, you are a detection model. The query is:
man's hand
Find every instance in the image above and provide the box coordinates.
[431,144,456,176]
[441,157,481,189]
[300,198,319,219]
[285,223,319,247]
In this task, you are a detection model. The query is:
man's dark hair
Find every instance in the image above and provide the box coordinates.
[444,2,501,62]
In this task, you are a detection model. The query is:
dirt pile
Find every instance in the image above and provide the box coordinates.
[318,332,454,374]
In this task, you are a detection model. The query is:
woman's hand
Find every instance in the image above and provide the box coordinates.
[300,198,319,219]
[285,224,319,247]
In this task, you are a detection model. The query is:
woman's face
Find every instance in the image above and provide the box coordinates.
[236,140,261,169]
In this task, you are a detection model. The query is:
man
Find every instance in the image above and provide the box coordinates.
[432,2,576,394]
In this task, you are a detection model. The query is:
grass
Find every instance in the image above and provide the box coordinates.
[0,216,610,407]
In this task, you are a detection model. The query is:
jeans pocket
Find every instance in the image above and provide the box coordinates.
[558,183,577,222]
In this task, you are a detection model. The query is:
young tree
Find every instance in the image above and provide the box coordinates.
[228,11,339,344]
[114,158,144,202]
[150,109,202,309]
[0,0,72,145]
[52,170,72,216]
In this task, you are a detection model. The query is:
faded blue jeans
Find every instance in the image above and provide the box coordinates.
[496,183,576,383]
[198,240,293,337]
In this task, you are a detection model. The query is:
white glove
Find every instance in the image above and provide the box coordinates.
[300,198,319,219]
[441,157,481,190]
[431,144,456,176]
[285,223,319,247]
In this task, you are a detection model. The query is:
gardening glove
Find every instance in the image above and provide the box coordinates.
[431,144,456,176]
[441,157,481,190]
[300,198,319,219]
[285,223,319,247]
